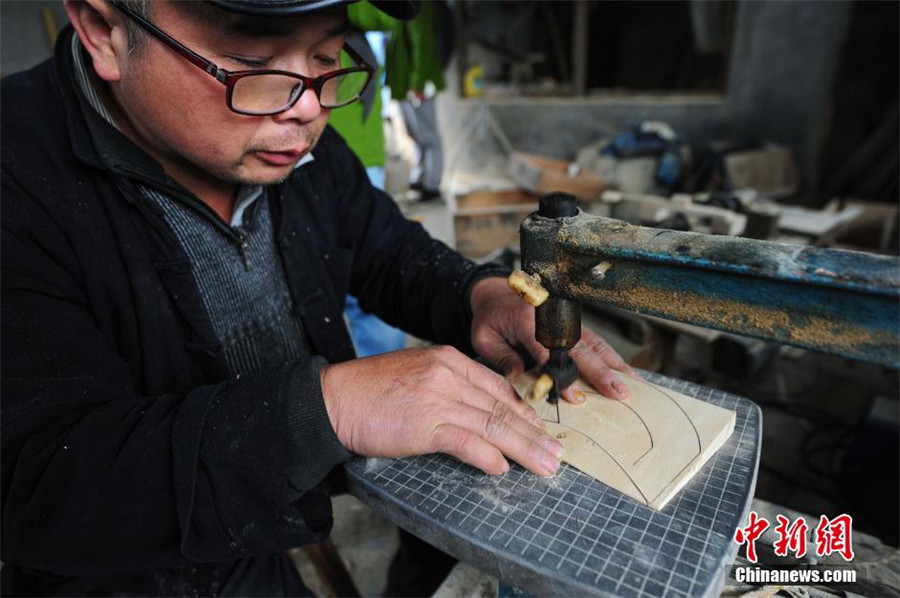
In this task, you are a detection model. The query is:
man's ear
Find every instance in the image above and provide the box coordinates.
[64,0,130,82]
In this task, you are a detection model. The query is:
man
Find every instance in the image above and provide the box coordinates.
[0,0,633,595]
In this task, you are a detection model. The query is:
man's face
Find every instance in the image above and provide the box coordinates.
[110,1,347,190]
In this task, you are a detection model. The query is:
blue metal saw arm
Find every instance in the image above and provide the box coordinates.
[519,213,900,368]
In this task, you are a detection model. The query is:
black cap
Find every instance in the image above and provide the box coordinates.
[206,0,420,20]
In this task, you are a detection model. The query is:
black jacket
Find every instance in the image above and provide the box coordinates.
[1,28,504,596]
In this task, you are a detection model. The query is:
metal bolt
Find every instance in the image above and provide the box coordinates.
[591,261,613,280]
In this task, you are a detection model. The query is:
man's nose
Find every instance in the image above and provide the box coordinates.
[275,86,323,123]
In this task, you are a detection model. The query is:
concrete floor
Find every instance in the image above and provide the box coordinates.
[289,494,400,597]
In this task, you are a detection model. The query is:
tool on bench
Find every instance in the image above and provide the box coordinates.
[533,193,581,403]
[346,197,899,597]
[507,193,589,404]
[348,374,761,598]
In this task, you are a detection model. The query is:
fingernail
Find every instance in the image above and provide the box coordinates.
[563,385,586,404]
[540,453,560,476]
[539,436,565,459]
[500,460,510,474]
[613,380,629,396]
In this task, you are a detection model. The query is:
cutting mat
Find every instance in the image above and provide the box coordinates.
[345,371,761,598]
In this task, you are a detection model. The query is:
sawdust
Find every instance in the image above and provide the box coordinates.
[433,469,515,514]
[430,464,566,517]
[363,457,394,475]
[565,274,894,352]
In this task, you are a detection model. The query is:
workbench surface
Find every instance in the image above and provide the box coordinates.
[346,371,761,598]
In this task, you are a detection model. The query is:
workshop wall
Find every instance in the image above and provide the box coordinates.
[727,0,851,203]
[0,0,863,205]
[441,0,852,205]
[0,1,66,77]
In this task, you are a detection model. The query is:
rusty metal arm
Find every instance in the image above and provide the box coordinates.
[520,211,900,368]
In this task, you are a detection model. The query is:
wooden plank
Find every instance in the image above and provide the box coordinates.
[452,189,540,258]
[508,152,606,201]
[453,209,532,258]
[454,189,538,211]
[300,541,361,598]
[513,370,735,510]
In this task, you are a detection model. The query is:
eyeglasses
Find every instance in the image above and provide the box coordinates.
[109,1,373,116]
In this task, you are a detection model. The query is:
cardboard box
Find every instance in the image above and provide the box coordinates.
[596,156,658,193]
[725,145,799,198]
[508,152,606,201]
[576,140,658,194]
[599,190,747,236]
[452,189,538,258]
[831,198,898,252]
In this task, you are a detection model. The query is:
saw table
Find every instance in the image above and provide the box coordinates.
[347,203,897,597]
[346,371,761,598]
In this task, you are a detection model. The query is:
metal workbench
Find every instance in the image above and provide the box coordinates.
[346,371,762,598]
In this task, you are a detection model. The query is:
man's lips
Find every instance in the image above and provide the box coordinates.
[252,148,306,166]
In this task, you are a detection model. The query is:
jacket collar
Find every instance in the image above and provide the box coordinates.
[55,26,193,198]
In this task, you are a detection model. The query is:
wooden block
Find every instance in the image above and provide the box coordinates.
[724,145,799,198]
[453,208,534,258]
[454,188,538,211]
[508,152,607,201]
[452,190,538,258]
[513,370,735,510]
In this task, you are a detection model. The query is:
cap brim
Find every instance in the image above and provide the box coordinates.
[368,1,419,20]
[206,0,420,20]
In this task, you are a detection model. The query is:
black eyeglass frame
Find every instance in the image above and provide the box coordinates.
[109,0,374,116]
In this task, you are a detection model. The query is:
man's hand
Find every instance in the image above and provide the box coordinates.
[320,346,564,477]
[470,277,635,403]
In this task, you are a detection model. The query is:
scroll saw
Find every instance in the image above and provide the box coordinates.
[345,193,899,597]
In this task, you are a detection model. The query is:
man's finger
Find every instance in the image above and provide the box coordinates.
[581,363,629,400]
[459,345,541,423]
[478,341,526,381]
[432,423,509,475]
[520,333,550,370]
[579,328,636,376]
[455,374,542,427]
[567,331,634,400]
[503,361,525,384]
[447,402,562,477]
[560,383,587,405]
